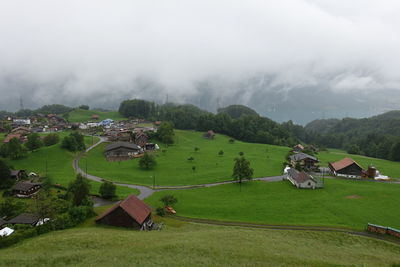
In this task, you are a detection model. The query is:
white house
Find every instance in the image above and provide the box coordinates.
[286,168,317,189]
[13,119,31,125]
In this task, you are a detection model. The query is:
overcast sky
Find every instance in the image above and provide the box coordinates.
[1,0,400,114]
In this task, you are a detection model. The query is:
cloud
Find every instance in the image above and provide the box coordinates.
[0,0,400,112]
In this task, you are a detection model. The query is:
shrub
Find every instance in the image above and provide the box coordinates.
[43,133,60,146]
[156,207,166,217]
[99,181,116,199]
[160,195,177,207]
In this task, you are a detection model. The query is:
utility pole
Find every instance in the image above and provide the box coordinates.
[45,159,48,178]
[85,158,88,178]
[153,172,156,190]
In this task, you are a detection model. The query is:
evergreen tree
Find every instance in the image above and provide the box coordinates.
[68,174,91,206]
[99,181,116,199]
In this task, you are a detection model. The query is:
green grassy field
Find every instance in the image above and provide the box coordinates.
[318,149,400,178]
[1,224,400,266]
[67,109,126,123]
[4,132,138,198]
[79,130,290,186]
[146,179,400,230]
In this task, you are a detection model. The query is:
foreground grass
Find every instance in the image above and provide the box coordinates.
[146,179,400,230]
[1,224,400,266]
[67,109,126,123]
[79,130,290,186]
[318,149,400,178]
[5,132,138,198]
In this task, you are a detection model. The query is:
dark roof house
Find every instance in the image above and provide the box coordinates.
[105,142,142,160]
[12,181,42,197]
[96,195,152,229]
[8,213,41,226]
[290,153,319,169]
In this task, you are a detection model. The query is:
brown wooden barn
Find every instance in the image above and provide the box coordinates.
[328,158,363,178]
[96,195,152,229]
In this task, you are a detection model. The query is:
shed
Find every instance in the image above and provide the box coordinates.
[204,130,215,139]
[96,195,152,230]
[0,227,14,237]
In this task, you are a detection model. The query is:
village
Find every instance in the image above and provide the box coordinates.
[1,109,399,242]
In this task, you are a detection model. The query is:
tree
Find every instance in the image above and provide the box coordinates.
[25,133,43,151]
[157,122,175,144]
[68,174,91,206]
[160,195,177,207]
[99,181,116,199]
[0,159,12,189]
[239,151,244,156]
[390,142,400,161]
[232,157,254,183]
[0,138,27,159]
[192,166,196,172]
[138,152,157,170]
[194,147,199,152]
[79,105,89,110]
[187,156,194,162]
[43,133,60,146]
[0,198,26,219]
[61,132,85,152]
[218,150,224,156]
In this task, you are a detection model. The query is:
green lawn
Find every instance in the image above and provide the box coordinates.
[67,109,126,123]
[79,130,290,186]
[318,149,400,178]
[146,179,400,230]
[1,224,400,266]
[4,132,138,198]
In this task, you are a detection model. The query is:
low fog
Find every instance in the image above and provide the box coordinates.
[1,0,400,123]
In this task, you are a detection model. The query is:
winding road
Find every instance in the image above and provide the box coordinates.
[72,137,284,200]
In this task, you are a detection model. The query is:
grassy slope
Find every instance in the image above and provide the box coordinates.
[67,109,126,123]
[79,130,290,186]
[4,132,138,198]
[146,179,400,230]
[1,224,400,266]
[318,149,400,178]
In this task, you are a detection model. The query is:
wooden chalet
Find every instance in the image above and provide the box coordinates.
[328,158,363,178]
[204,130,215,139]
[12,181,42,197]
[105,142,142,160]
[286,168,317,189]
[96,195,152,230]
[134,132,148,147]
[10,126,31,135]
[290,153,319,170]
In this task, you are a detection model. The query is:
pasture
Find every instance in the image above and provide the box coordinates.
[79,130,290,186]
[146,179,400,230]
[1,224,400,266]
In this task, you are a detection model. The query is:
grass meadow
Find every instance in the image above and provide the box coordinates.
[146,179,400,230]
[67,109,126,123]
[318,148,400,178]
[79,130,290,186]
[0,223,400,266]
[4,131,138,198]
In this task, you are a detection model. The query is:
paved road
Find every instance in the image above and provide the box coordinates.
[72,137,284,200]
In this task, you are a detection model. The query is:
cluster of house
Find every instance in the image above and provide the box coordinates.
[328,157,389,180]
[0,214,50,237]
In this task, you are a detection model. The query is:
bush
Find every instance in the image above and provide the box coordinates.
[156,207,166,217]
[43,133,60,146]
[160,195,177,207]
[99,181,116,199]
[138,152,157,170]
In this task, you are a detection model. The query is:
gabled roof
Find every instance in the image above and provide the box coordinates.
[288,168,315,184]
[105,142,141,152]
[96,195,151,225]
[12,181,41,192]
[8,213,40,225]
[329,158,363,172]
[290,153,318,162]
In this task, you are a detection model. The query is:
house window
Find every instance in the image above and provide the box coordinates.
[308,182,311,186]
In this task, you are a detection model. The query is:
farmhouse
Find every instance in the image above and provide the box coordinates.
[96,195,153,230]
[134,132,148,147]
[12,181,42,197]
[105,142,142,160]
[286,168,317,189]
[204,130,215,139]
[11,126,31,135]
[329,158,363,178]
[290,153,319,170]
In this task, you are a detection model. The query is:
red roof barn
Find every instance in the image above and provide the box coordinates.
[329,158,363,177]
[96,195,152,229]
